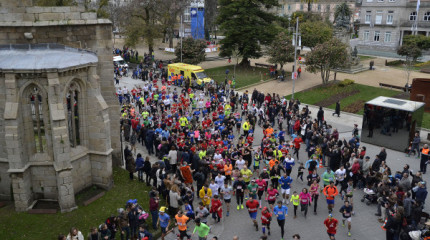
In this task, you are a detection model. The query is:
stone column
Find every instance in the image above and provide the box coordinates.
[87,66,113,190]
[47,72,76,212]
[56,169,77,212]
[94,24,121,166]
[11,171,33,211]
[4,73,32,211]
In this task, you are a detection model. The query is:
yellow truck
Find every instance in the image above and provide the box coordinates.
[167,63,213,86]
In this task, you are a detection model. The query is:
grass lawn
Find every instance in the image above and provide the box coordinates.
[423,112,430,130]
[0,167,161,240]
[284,81,430,129]
[358,55,376,61]
[205,65,278,89]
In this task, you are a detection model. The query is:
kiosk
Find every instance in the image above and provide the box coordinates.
[361,96,425,152]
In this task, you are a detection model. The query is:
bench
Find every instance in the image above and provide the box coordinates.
[379,83,409,92]
[255,63,273,68]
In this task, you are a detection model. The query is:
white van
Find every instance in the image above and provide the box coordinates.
[113,56,129,69]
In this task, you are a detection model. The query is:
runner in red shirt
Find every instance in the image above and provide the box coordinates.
[260,207,272,236]
[246,195,260,231]
[324,214,338,240]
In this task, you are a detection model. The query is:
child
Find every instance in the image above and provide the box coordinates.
[210,195,222,223]
[297,163,305,181]
[290,191,300,218]
[184,200,195,221]
[261,207,272,236]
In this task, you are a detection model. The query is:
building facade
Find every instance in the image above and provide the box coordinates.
[270,0,359,22]
[357,0,430,52]
[0,0,119,212]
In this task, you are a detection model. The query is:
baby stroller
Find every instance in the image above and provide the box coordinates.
[361,188,378,205]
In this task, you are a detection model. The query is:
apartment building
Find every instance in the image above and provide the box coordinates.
[271,0,358,22]
[357,0,430,52]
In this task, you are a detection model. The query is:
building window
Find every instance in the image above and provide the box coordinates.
[184,8,191,22]
[389,0,395,2]
[410,12,417,21]
[385,32,391,42]
[378,0,384,2]
[387,11,394,24]
[424,12,430,21]
[374,31,380,41]
[367,0,373,2]
[27,86,47,153]
[66,83,81,147]
[375,10,383,24]
[318,4,321,11]
[300,4,304,10]
[288,4,291,11]
[365,11,371,24]
[326,4,330,12]
[364,30,370,40]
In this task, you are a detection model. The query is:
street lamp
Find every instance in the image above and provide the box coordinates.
[292,17,301,100]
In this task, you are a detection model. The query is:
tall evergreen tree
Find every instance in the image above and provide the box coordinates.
[217,0,278,66]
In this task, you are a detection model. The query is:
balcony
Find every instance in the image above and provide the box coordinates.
[400,20,430,28]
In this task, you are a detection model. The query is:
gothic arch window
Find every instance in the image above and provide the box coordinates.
[24,85,48,153]
[66,82,81,147]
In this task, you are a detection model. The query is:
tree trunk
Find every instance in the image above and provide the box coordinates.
[169,28,174,48]
[162,29,167,43]
[240,58,251,67]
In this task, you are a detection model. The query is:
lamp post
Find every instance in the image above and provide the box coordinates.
[292,17,301,100]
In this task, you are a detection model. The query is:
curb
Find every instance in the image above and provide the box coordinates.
[236,78,278,91]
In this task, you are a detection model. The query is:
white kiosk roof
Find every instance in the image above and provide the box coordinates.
[366,96,425,112]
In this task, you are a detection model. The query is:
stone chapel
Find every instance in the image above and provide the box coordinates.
[0,0,120,212]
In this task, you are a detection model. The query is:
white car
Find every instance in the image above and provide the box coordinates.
[113,56,129,69]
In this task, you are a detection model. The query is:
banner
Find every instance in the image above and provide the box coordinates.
[191,7,205,39]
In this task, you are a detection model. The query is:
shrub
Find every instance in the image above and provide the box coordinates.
[338,79,355,87]
[414,61,430,67]
[386,60,404,66]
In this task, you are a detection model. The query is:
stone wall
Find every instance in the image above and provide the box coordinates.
[30,166,58,199]
[70,155,92,193]
[0,162,10,200]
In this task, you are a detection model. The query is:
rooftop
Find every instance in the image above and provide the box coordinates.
[0,44,98,72]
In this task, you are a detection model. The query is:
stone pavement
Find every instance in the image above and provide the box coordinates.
[116,76,430,240]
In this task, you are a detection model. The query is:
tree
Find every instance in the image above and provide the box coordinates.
[217,0,279,66]
[300,21,333,49]
[301,0,318,12]
[231,45,243,78]
[159,0,188,48]
[402,35,430,50]
[267,32,294,69]
[397,44,422,85]
[175,37,206,64]
[306,38,348,84]
[121,0,162,54]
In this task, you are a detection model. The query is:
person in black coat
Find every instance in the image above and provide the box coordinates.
[327,148,341,172]
[377,148,387,163]
[143,156,152,186]
[317,106,324,126]
[333,101,340,117]
[145,128,155,155]
[384,210,402,240]
[372,155,382,172]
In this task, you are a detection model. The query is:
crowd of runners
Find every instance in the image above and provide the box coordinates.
[61,53,430,240]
